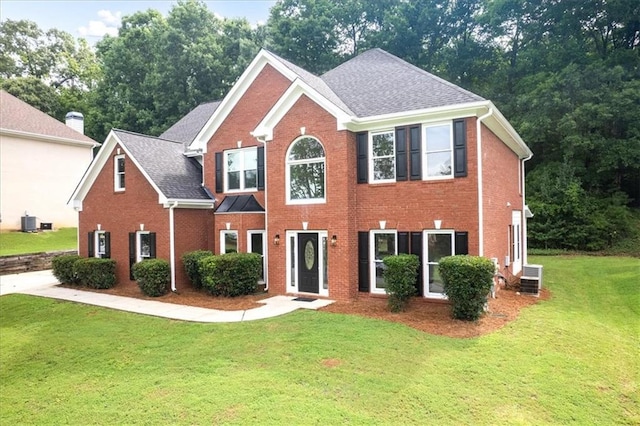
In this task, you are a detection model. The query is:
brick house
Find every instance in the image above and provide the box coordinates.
[70,48,533,300]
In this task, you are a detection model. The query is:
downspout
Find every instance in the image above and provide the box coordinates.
[522,152,533,265]
[169,201,179,292]
[476,107,493,257]
[256,136,269,291]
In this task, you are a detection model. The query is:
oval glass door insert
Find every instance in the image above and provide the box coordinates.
[304,240,315,270]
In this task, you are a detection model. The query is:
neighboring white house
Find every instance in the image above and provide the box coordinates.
[0,90,99,231]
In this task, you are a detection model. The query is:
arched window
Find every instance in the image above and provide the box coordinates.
[286,137,326,203]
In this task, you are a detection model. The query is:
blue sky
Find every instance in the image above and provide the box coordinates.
[0,1,276,42]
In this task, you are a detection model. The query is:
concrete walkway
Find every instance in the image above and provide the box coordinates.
[0,270,334,322]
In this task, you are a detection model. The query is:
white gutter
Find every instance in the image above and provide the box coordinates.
[521,152,533,265]
[476,107,494,256]
[254,134,269,291]
[169,201,178,292]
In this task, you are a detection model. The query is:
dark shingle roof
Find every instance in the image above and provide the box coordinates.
[321,48,485,117]
[0,90,97,144]
[113,129,212,200]
[159,101,221,146]
[215,195,264,213]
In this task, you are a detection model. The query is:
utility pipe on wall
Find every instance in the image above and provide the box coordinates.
[169,201,178,292]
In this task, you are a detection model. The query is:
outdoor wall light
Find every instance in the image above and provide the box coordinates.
[97,224,101,231]
[331,235,337,246]
[434,220,442,230]
[273,234,280,245]
[140,223,145,231]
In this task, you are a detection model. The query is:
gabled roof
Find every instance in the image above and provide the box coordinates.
[113,130,212,200]
[321,49,485,117]
[159,101,221,146]
[0,90,97,147]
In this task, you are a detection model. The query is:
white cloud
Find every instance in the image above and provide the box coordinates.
[78,10,121,38]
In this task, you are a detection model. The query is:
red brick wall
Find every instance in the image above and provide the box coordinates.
[213,213,265,254]
[355,117,480,252]
[79,144,170,288]
[173,208,214,288]
[481,125,523,272]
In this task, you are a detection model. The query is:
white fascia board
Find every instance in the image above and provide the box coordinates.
[163,199,215,209]
[253,79,351,141]
[68,130,169,210]
[481,103,533,159]
[188,49,299,153]
[1,128,99,148]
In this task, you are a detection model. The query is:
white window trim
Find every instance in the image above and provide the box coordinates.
[224,147,258,193]
[247,230,266,284]
[114,154,125,191]
[285,136,326,205]
[136,231,151,263]
[422,121,454,181]
[369,130,396,184]
[369,229,398,295]
[285,230,329,297]
[220,230,239,254]
[95,230,106,258]
[423,229,455,299]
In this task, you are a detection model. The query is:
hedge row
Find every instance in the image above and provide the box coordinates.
[52,254,116,289]
[182,251,262,297]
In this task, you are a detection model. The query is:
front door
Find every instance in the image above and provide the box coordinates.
[297,233,319,293]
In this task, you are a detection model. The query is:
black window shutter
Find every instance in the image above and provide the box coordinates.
[88,231,94,258]
[410,232,423,296]
[455,231,469,255]
[104,232,111,259]
[129,232,136,280]
[257,146,265,190]
[356,132,368,184]
[398,232,409,254]
[215,152,224,193]
[453,119,467,177]
[395,127,407,181]
[409,125,421,180]
[149,232,157,259]
[358,231,370,292]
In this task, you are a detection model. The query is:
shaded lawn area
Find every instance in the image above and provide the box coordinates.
[0,256,638,424]
[0,228,77,256]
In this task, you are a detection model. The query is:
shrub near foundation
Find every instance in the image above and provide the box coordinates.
[73,258,116,289]
[439,255,495,321]
[181,250,213,289]
[132,259,170,297]
[51,254,82,285]
[383,254,419,312]
[199,253,261,297]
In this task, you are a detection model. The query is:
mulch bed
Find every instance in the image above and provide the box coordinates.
[60,283,550,338]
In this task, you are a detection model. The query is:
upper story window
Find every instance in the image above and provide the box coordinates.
[423,123,453,179]
[225,147,257,192]
[286,137,325,204]
[369,131,395,183]
[114,155,125,191]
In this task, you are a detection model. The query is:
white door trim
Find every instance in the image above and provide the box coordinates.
[285,230,328,297]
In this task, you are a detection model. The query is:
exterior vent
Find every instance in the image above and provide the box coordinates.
[21,215,37,232]
[521,264,543,295]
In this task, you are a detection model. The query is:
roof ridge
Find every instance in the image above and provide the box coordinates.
[113,128,184,145]
[374,49,483,100]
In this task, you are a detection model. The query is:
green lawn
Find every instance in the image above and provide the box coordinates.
[0,228,77,256]
[1,256,638,424]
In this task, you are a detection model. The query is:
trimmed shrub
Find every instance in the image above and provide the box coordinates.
[199,253,261,297]
[181,250,213,289]
[439,255,495,321]
[73,258,116,289]
[132,259,170,297]
[383,254,419,312]
[51,254,81,285]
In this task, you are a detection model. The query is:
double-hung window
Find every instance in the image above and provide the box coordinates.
[423,123,453,179]
[114,155,125,191]
[286,137,326,203]
[370,230,397,294]
[225,148,257,192]
[369,131,395,182]
[221,230,238,254]
[137,232,152,262]
[424,230,454,298]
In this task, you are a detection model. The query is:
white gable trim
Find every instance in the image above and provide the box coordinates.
[0,128,99,149]
[188,49,301,153]
[68,131,168,211]
[252,78,351,141]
